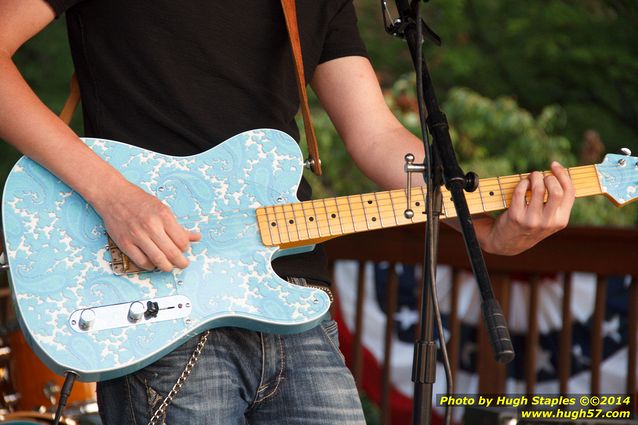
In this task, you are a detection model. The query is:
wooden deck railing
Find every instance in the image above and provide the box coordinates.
[324,224,638,423]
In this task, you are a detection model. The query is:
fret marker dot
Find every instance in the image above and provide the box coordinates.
[271,222,276,227]
[331,213,336,218]
[371,217,377,222]
[309,217,314,222]
[415,202,420,206]
[367,200,373,204]
[489,191,494,196]
[289,220,294,224]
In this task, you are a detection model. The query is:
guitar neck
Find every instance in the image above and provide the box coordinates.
[256,165,602,248]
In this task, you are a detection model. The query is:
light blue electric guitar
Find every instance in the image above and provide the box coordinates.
[2,129,636,381]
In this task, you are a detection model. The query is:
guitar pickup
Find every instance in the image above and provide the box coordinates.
[69,295,192,333]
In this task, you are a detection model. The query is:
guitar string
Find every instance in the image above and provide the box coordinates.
[203,169,605,233]
[106,170,619,248]
[173,166,603,222]
[170,166,624,242]
[218,187,609,241]
[178,167,604,228]
[262,180,608,241]
[261,168,602,226]
[232,182,604,239]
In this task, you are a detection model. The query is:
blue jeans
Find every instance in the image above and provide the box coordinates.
[97,319,365,424]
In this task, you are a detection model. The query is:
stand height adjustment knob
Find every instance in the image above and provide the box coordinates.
[404,153,426,219]
[128,301,145,322]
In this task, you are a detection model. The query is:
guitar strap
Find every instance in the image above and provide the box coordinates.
[59,1,323,176]
[58,73,80,127]
[279,0,322,176]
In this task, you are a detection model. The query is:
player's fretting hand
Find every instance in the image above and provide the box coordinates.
[475,161,575,256]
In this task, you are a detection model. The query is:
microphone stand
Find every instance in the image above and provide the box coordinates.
[381,1,515,424]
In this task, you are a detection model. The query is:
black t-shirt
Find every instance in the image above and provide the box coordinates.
[45,0,368,284]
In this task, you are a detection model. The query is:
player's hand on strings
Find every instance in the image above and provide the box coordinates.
[94,181,201,272]
[475,161,575,255]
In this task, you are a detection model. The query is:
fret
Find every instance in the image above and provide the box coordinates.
[281,203,300,242]
[501,174,525,205]
[409,187,425,220]
[335,196,356,234]
[273,205,291,244]
[262,206,279,245]
[481,178,503,212]
[419,185,442,219]
[477,183,487,213]
[259,164,610,248]
[418,185,429,218]
[441,189,449,217]
[372,192,384,228]
[465,190,484,214]
[375,191,397,227]
[323,197,344,235]
[447,192,459,218]
[495,176,507,208]
[357,195,371,230]
[318,199,333,235]
[573,165,602,197]
[264,205,287,244]
[349,194,367,231]
[361,194,382,230]
[387,189,400,226]
[255,208,273,245]
[519,174,530,204]
[301,200,321,239]
[291,202,310,242]
[389,189,413,226]
[348,195,361,232]
[308,199,323,237]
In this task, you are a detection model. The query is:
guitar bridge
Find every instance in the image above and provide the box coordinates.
[107,236,148,275]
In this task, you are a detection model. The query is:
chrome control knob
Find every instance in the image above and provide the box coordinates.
[78,309,96,330]
[128,301,145,322]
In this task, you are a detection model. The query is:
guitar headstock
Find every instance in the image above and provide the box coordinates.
[595,150,638,206]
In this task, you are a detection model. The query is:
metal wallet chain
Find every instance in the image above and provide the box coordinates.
[147,330,211,425]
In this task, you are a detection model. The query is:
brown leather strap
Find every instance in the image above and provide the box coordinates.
[61,3,322,175]
[280,0,322,176]
[59,73,80,125]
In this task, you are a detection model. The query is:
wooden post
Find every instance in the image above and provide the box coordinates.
[558,272,573,395]
[351,261,367,390]
[381,265,399,425]
[525,274,540,396]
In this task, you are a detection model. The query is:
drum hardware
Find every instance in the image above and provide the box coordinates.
[0,252,8,271]
[0,410,77,424]
[0,345,12,361]
[3,392,20,407]
[43,382,62,407]
[7,324,97,418]
[0,233,99,424]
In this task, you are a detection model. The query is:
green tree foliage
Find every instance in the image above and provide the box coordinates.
[355,0,638,156]
[308,73,638,226]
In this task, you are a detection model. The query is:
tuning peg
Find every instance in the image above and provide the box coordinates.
[618,148,631,167]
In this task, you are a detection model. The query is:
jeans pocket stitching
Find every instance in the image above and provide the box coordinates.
[320,320,346,364]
